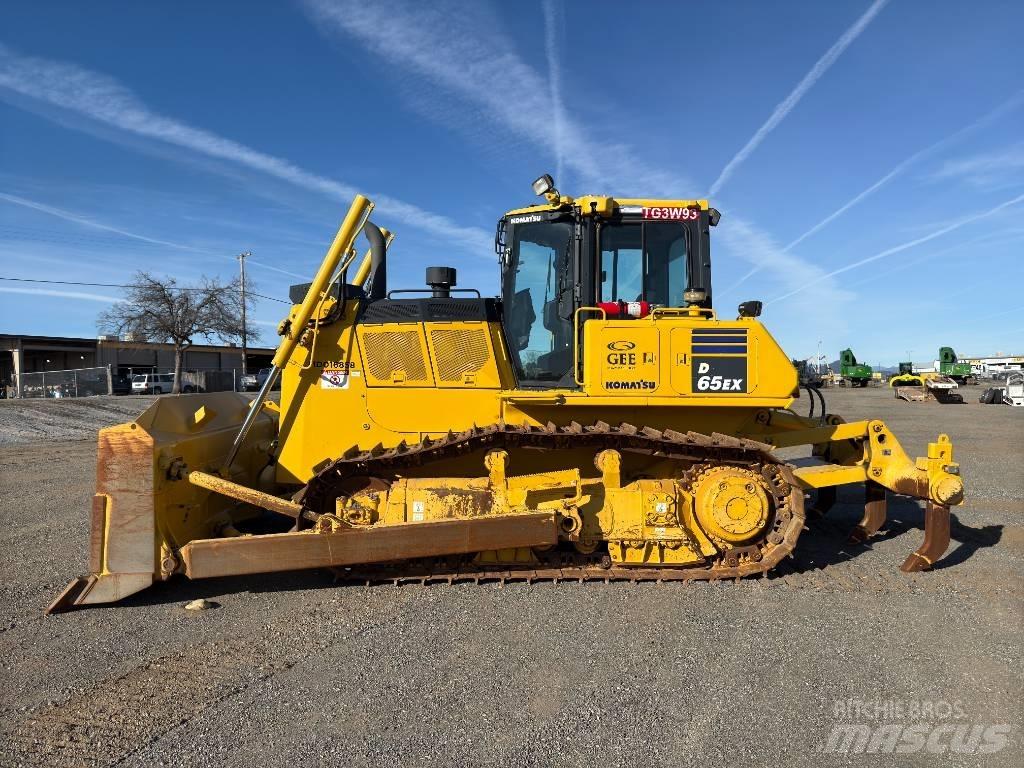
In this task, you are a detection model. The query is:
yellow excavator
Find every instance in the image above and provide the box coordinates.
[49,176,964,612]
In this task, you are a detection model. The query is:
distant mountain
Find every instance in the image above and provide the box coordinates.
[826,359,898,374]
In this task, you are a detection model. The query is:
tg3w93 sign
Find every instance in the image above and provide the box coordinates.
[692,357,747,393]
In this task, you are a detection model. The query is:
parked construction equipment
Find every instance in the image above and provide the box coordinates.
[839,349,872,387]
[980,372,1024,406]
[889,361,964,404]
[894,373,964,404]
[937,346,976,385]
[889,362,923,388]
[792,358,823,388]
[48,177,966,612]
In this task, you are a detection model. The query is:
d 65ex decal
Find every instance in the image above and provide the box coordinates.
[692,357,747,393]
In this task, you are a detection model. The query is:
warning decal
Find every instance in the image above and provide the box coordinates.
[320,367,359,390]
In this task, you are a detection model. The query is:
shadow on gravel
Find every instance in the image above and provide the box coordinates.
[934,514,1002,570]
[798,494,1002,574]
[111,568,351,610]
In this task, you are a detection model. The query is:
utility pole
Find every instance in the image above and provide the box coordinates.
[238,252,250,377]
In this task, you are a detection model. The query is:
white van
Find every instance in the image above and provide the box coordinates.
[132,373,174,394]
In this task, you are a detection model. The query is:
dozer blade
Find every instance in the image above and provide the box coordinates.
[48,392,277,614]
[177,513,558,579]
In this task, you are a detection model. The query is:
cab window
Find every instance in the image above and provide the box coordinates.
[600,222,688,307]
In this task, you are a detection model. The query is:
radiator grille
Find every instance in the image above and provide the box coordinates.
[430,328,490,382]
[362,330,428,382]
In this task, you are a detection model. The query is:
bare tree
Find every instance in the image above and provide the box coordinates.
[99,272,257,394]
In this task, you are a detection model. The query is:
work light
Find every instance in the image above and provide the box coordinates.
[532,174,555,197]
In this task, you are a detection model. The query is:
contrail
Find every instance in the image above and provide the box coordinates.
[0,191,309,280]
[708,0,888,196]
[785,90,1024,251]
[0,43,492,254]
[0,285,121,303]
[0,192,202,252]
[770,191,1024,302]
[718,90,1024,295]
[542,0,565,184]
[301,0,681,193]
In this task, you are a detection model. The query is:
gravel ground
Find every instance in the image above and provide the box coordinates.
[0,395,157,446]
[0,386,1021,767]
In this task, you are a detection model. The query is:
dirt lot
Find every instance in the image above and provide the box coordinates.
[1,387,1021,767]
[0,395,157,446]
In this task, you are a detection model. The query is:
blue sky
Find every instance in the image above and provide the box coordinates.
[1,0,1021,366]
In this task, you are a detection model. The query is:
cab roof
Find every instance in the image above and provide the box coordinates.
[504,196,710,218]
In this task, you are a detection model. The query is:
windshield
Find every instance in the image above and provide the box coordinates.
[132,375,147,383]
[600,221,689,306]
[502,219,575,386]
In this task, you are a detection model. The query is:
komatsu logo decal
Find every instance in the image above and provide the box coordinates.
[509,214,542,224]
[605,380,656,390]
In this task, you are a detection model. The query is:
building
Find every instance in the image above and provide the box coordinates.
[0,333,274,396]
[960,354,1024,375]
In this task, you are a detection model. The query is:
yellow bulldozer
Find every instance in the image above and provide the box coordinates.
[49,176,965,612]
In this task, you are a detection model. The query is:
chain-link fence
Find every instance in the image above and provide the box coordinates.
[12,366,250,398]
[18,366,113,398]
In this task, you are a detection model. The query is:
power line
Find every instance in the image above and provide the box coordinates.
[0,275,291,304]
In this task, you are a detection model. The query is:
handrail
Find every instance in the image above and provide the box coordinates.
[385,288,482,299]
[650,306,717,319]
[572,306,606,386]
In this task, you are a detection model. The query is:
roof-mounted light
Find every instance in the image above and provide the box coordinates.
[532,173,556,198]
[738,300,762,318]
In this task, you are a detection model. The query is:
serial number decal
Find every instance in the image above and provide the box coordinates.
[605,380,657,390]
[692,358,747,393]
[642,206,701,221]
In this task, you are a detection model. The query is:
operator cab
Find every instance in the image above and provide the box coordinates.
[497,174,717,388]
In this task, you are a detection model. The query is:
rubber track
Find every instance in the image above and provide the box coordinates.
[303,421,806,582]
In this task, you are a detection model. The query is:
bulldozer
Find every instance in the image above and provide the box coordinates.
[48,176,965,612]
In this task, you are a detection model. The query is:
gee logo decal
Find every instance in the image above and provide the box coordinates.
[692,357,746,392]
[607,340,635,352]
[606,340,638,367]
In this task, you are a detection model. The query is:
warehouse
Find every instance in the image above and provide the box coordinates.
[960,354,1024,374]
[0,333,274,397]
